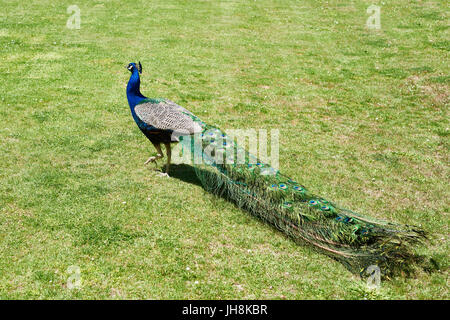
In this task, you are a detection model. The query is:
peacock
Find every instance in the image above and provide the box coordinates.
[126,62,202,176]
[126,62,427,277]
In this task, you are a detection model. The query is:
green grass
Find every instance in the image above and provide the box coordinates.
[0,0,448,299]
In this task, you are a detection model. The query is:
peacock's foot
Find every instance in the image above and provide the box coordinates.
[158,172,170,178]
[144,155,162,165]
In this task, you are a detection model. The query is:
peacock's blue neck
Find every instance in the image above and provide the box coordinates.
[126,69,146,109]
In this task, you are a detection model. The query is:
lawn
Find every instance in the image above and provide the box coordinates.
[0,0,448,299]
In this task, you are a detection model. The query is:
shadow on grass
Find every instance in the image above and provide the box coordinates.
[167,163,203,188]
[167,163,441,279]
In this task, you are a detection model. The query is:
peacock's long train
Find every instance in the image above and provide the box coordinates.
[179,115,426,277]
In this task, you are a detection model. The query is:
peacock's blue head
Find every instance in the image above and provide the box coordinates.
[126,61,142,74]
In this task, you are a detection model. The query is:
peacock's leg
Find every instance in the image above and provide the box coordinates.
[145,142,164,165]
[163,142,172,175]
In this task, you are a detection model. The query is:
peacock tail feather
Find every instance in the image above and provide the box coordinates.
[179,113,426,277]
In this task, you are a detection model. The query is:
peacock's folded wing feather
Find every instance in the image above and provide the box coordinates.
[134,99,202,139]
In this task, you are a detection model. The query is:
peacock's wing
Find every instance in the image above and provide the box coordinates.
[134,99,203,141]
